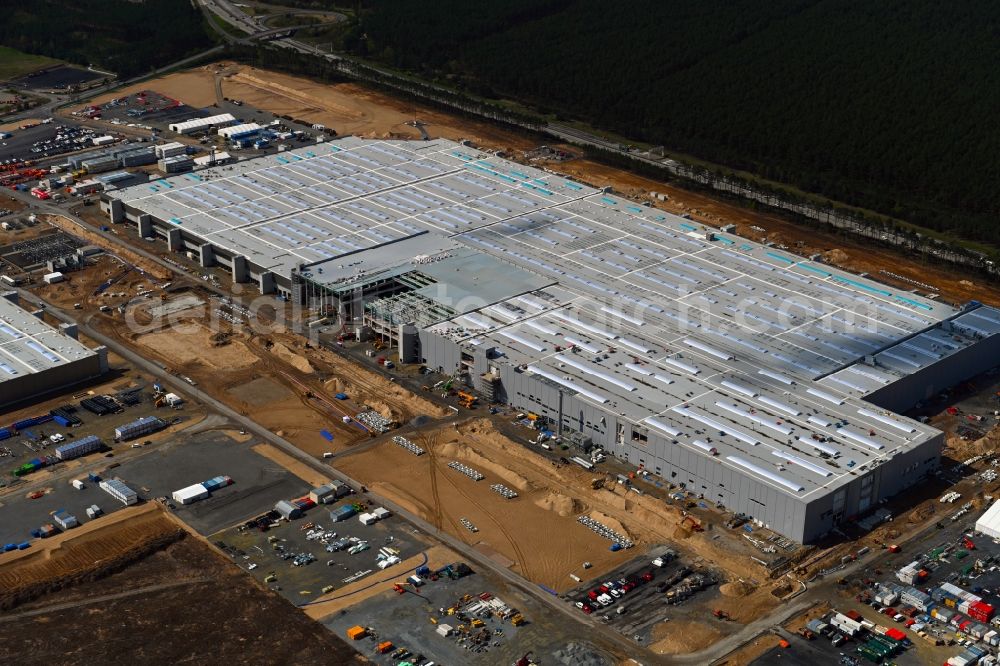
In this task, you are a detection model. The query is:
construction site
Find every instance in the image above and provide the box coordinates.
[0,59,998,666]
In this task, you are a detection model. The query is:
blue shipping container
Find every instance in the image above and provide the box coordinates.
[13,418,36,430]
[334,393,348,400]
[0,428,10,441]
[330,506,356,522]
[53,415,71,427]
[36,414,53,424]
[17,542,30,550]
[3,543,16,552]
[320,429,334,441]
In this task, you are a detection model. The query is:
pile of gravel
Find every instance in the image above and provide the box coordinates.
[551,642,611,666]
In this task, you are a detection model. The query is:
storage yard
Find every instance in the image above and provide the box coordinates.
[318,559,619,666]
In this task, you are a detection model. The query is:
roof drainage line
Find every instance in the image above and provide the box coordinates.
[810,301,984,383]
[207,158,468,232]
[298,230,430,270]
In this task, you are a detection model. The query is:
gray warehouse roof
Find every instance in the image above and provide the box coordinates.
[0,296,97,379]
[105,137,1000,504]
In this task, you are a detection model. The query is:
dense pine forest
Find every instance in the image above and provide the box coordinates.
[353,0,1000,249]
[0,0,213,78]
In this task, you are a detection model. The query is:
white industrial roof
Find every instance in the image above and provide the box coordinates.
[0,296,97,379]
[105,137,1000,500]
[193,151,231,166]
[977,500,1000,540]
[219,123,261,138]
[168,113,236,133]
[172,483,208,502]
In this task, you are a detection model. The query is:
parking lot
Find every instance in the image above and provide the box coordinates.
[13,66,103,90]
[0,120,121,167]
[0,428,310,544]
[215,498,427,603]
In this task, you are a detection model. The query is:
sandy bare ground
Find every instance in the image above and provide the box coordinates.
[0,118,44,132]
[86,70,218,108]
[137,325,257,370]
[649,618,723,655]
[336,421,631,591]
[335,417,790,640]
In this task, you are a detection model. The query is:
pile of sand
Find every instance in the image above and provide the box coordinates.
[823,248,849,264]
[720,579,756,597]
[587,510,631,540]
[534,492,584,517]
[437,440,531,491]
[365,400,398,421]
[649,619,722,655]
[270,342,315,374]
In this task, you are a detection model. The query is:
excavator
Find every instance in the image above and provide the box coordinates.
[680,515,704,532]
[456,390,477,408]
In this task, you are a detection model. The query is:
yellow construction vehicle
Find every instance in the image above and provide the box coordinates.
[510,613,525,627]
[471,618,485,628]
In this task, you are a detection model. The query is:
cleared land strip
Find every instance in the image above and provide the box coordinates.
[0,577,212,622]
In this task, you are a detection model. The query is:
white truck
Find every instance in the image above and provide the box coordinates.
[71,479,85,490]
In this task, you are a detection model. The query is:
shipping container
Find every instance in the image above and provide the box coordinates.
[330,505,356,522]
[202,475,232,492]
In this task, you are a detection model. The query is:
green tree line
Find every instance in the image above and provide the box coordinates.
[0,0,214,78]
[353,0,1000,249]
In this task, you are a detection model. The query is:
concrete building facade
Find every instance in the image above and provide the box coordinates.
[101,137,1000,543]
